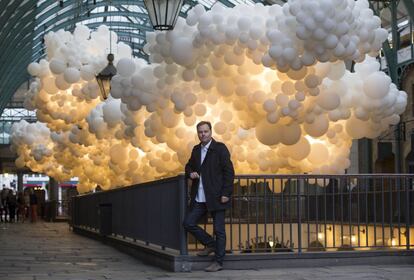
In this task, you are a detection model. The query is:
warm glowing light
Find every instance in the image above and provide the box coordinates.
[318,232,325,240]
[13,1,407,193]
[351,235,357,243]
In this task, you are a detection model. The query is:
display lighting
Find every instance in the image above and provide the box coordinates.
[15,0,407,193]
[351,235,357,244]
[268,236,274,248]
[318,232,325,241]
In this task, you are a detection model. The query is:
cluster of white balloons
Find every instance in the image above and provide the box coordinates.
[159,0,387,71]
[25,25,133,131]
[11,0,406,193]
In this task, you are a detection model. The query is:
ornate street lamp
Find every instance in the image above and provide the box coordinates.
[96,53,117,100]
[143,0,184,30]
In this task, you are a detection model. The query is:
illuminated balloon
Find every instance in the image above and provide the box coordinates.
[12,1,406,194]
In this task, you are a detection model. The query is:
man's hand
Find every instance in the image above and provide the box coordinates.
[190,172,200,179]
[221,196,229,203]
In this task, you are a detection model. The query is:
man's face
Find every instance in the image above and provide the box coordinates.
[197,124,212,145]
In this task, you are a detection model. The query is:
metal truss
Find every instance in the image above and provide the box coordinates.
[0,105,37,144]
[0,0,411,116]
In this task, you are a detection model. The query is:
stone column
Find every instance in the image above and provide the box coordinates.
[49,177,59,202]
[358,139,373,173]
[17,172,24,193]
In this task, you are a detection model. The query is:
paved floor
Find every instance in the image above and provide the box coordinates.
[0,221,413,280]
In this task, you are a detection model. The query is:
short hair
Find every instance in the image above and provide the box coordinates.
[196,121,212,130]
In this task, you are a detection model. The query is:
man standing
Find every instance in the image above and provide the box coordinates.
[183,121,235,272]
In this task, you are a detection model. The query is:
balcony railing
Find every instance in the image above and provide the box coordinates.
[71,174,414,255]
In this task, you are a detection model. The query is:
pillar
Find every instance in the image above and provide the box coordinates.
[358,139,373,173]
[17,172,23,192]
[49,177,59,202]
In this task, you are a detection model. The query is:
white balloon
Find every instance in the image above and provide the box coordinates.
[27,62,41,76]
[308,143,329,164]
[80,65,95,81]
[117,58,136,77]
[263,99,277,112]
[286,137,310,160]
[305,74,320,88]
[55,75,71,90]
[49,59,66,74]
[255,120,282,146]
[170,37,194,66]
[363,72,391,99]
[280,122,301,145]
[74,25,90,41]
[317,89,340,110]
[304,115,329,137]
[345,116,370,139]
[63,67,80,83]
[327,62,346,80]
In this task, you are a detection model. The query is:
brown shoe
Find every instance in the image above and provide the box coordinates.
[204,262,223,272]
[196,246,215,257]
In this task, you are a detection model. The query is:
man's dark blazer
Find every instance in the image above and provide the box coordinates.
[185,138,235,211]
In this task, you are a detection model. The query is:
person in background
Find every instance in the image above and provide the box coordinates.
[29,189,38,223]
[7,190,17,223]
[1,187,9,221]
[17,192,26,222]
[24,189,30,220]
[0,196,4,222]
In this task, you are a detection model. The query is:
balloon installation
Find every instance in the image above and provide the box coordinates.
[12,0,407,193]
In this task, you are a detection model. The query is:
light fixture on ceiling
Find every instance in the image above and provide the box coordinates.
[143,0,184,30]
[96,0,117,100]
[96,53,117,100]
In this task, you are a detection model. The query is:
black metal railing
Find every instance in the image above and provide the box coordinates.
[71,174,414,256]
[191,174,414,253]
[71,175,188,254]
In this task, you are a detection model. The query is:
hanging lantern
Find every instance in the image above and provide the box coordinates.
[96,53,117,100]
[143,0,184,30]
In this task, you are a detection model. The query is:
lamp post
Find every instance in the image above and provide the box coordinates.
[96,53,117,100]
[143,0,184,30]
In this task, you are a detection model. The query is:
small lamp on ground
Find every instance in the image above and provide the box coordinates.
[143,0,184,30]
[96,53,117,100]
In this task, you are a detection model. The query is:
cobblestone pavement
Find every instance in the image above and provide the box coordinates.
[0,221,413,280]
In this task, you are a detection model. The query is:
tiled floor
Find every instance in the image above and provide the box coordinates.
[0,221,413,280]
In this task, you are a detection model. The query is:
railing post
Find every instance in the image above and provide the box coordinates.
[406,177,411,250]
[69,197,73,227]
[71,196,76,227]
[178,174,188,255]
[297,178,304,254]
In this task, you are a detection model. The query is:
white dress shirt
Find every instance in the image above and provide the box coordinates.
[195,139,212,203]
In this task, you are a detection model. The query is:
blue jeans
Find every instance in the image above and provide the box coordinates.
[183,202,226,265]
